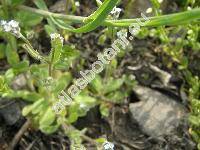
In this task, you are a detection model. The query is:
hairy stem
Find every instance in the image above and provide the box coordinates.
[20,34,47,62]
[49,48,55,77]
[17,5,84,23]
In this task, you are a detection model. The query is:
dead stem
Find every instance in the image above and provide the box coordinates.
[9,119,31,150]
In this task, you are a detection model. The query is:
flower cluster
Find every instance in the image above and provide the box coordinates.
[103,141,114,150]
[75,1,80,7]
[0,20,21,38]
[110,7,122,19]
[50,33,64,45]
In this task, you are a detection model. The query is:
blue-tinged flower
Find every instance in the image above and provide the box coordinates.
[103,141,114,150]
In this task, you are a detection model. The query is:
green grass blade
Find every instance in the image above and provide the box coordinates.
[105,8,200,27]
[51,0,118,33]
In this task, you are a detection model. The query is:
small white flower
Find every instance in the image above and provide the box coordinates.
[130,74,136,80]
[187,29,193,34]
[187,6,192,10]
[110,7,122,19]
[146,8,152,14]
[103,141,114,150]
[0,20,7,26]
[43,77,54,87]
[50,33,64,45]
[117,29,127,38]
[79,103,89,111]
[75,1,80,7]
[0,20,21,38]
[8,20,19,28]
[4,25,12,32]
[158,0,163,3]
[80,103,86,108]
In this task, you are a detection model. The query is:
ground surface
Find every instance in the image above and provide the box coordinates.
[0,0,199,150]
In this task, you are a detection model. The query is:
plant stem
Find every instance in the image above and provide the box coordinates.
[49,48,55,77]
[9,119,31,150]
[20,34,47,62]
[15,5,200,28]
[65,0,70,14]
[61,123,98,146]
[17,5,84,23]
[48,63,52,76]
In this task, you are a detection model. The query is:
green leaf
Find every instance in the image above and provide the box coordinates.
[32,100,48,115]
[74,94,96,104]
[67,112,79,123]
[44,25,56,36]
[54,45,80,70]
[54,60,70,70]
[53,72,72,94]
[6,43,19,66]
[0,44,6,59]
[15,10,43,27]
[98,34,107,45]
[104,78,124,94]
[67,94,97,123]
[67,103,79,123]
[39,107,56,126]
[100,103,109,117]
[34,0,57,31]
[61,45,80,58]
[50,36,63,65]
[39,124,59,134]
[13,60,29,74]
[22,98,44,116]
[4,68,15,84]
[198,143,200,150]
[150,0,160,9]
[22,105,33,116]
[30,64,49,81]
[124,74,137,88]
[74,94,97,117]
[34,0,48,10]
[10,0,25,5]
[14,91,43,102]
[96,0,103,7]
[4,0,25,5]
[179,56,188,70]
[70,143,86,150]
[90,75,103,93]
[68,129,83,144]
[0,76,9,93]
[51,0,118,33]
[190,130,200,143]
[106,91,125,103]
[95,138,107,144]
[189,115,200,126]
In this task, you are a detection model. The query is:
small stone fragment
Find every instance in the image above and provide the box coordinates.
[129,85,186,137]
[11,74,27,90]
[0,99,21,125]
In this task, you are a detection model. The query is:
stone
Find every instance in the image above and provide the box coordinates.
[11,74,27,90]
[129,85,186,138]
[0,99,22,125]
